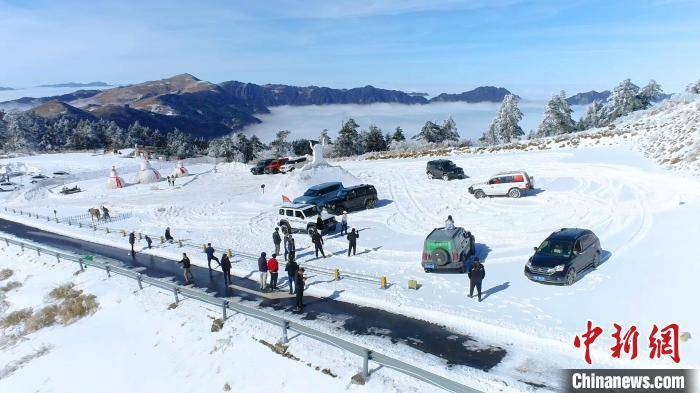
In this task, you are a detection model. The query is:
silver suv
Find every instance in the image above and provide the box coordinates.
[468,171,534,199]
[277,203,337,235]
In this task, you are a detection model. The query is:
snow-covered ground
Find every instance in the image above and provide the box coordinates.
[1,97,699,391]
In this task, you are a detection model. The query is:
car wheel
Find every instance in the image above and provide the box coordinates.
[474,190,486,199]
[565,268,577,286]
[442,174,449,181]
[427,171,434,179]
[508,188,521,198]
[431,248,449,266]
[592,252,600,268]
[365,199,375,209]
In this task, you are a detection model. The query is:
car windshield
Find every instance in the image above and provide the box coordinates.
[303,189,322,197]
[302,206,318,217]
[536,239,573,257]
[444,161,455,168]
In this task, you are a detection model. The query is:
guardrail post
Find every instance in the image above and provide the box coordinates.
[281,320,289,344]
[136,273,143,290]
[78,260,85,272]
[36,248,41,256]
[56,253,60,262]
[380,276,387,289]
[334,269,340,280]
[21,244,24,252]
[55,218,59,223]
[227,248,232,257]
[172,287,180,303]
[222,300,228,320]
[178,240,183,248]
[362,350,371,379]
[105,264,111,277]
[4,239,8,246]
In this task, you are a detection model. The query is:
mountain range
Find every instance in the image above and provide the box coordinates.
[0,73,520,138]
[565,90,611,105]
[37,81,111,88]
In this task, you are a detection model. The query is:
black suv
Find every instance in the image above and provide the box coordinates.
[525,228,602,286]
[426,159,466,180]
[250,159,274,175]
[325,184,378,214]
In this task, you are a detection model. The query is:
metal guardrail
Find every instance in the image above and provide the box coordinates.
[1,207,390,288]
[0,233,481,393]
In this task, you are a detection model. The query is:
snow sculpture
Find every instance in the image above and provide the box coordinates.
[302,140,329,170]
[136,159,161,184]
[106,166,125,189]
[172,160,189,177]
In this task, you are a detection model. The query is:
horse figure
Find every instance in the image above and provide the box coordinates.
[88,208,101,223]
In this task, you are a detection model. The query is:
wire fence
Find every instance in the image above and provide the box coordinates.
[1,207,391,288]
[0,233,481,393]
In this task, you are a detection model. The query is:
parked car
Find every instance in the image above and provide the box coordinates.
[264,158,289,174]
[277,203,337,235]
[468,171,534,199]
[250,159,275,175]
[325,184,378,214]
[293,182,344,207]
[52,171,70,176]
[426,159,466,180]
[524,228,602,286]
[279,157,308,173]
[421,226,475,273]
[30,174,49,183]
[0,182,20,192]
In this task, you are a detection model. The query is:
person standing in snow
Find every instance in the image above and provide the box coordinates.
[272,227,282,256]
[128,231,136,257]
[258,252,268,290]
[267,253,279,290]
[285,256,299,294]
[295,267,306,310]
[468,257,485,302]
[311,229,326,258]
[166,175,171,186]
[221,252,232,286]
[101,205,110,221]
[347,228,359,257]
[179,252,192,284]
[165,227,174,242]
[445,215,455,229]
[145,235,152,249]
[204,243,219,271]
[284,233,295,262]
[340,211,348,235]
[316,215,325,233]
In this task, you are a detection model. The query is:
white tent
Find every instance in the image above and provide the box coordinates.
[106,166,125,189]
[135,159,161,184]
[171,160,189,178]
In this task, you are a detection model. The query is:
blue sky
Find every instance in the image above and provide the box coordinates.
[0,0,698,98]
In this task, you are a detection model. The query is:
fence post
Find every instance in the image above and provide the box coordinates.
[21,244,24,252]
[334,269,340,280]
[79,222,83,228]
[281,320,289,344]
[68,219,72,226]
[227,248,232,257]
[78,259,85,272]
[105,227,110,234]
[55,218,59,223]
[173,287,180,303]
[138,233,142,241]
[222,300,228,320]
[37,249,40,256]
[160,236,165,244]
[178,240,183,248]
[105,264,111,277]
[362,350,371,379]
[5,239,8,246]
[380,276,387,289]
[136,273,143,290]
[56,253,60,262]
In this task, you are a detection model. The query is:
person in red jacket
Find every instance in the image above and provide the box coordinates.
[267,253,280,290]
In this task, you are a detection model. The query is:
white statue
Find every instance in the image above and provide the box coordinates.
[302,139,328,170]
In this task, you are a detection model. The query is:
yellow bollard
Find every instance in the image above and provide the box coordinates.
[334,269,340,280]
[408,279,419,290]
[227,249,233,257]
[380,276,388,289]
[121,229,126,237]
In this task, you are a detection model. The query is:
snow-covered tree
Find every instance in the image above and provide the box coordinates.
[413,117,459,143]
[207,136,238,162]
[686,80,700,94]
[413,121,441,143]
[480,94,523,145]
[603,79,643,123]
[319,129,332,145]
[578,100,605,131]
[534,91,575,138]
[291,139,313,156]
[334,118,361,157]
[361,124,387,152]
[248,135,267,161]
[269,129,291,157]
[391,126,406,142]
[440,116,460,142]
[165,129,195,158]
[639,80,664,107]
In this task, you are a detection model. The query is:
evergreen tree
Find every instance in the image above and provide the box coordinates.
[639,80,664,107]
[334,118,361,157]
[319,129,332,145]
[207,137,238,162]
[535,91,575,138]
[165,129,195,158]
[291,139,313,156]
[687,80,700,94]
[249,135,267,160]
[603,79,643,122]
[269,130,291,157]
[391,126,406,142]
[413,121,442,143]
[480,94,523,145]
[440,116,460,142]
[578,100,604,131]
[361,124,387,152]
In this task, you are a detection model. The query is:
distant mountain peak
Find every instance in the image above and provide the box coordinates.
[429,86,516,103]
[566,90,611,106]
[37,81,110,88]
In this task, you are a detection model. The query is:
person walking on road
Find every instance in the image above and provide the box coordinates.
[272,227,282,256]
[340,211,348,235]
[284,233,295,262]
[179,252,192,284]
[204,243,220,272]
[311,229,326,258]
[468,257,485,302]
[145,235,152,249]
[347,228,359,257]
[267,253,279,290]
[165,227,174,243]
[128,231,136,257]
[285,256,299,294]
[258,252,268,290]
[221,253,232,286]
[295,267,306,310]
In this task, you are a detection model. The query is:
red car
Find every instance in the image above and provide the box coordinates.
[264,158,289,174]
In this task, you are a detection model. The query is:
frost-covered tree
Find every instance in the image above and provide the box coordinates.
[639,80,664,107]
[269,129,291,157]
[535,91,575,138]
[361,124,387,152]
[413,121,441,143]
[603,79,643,123]
[207,136,238,162]
[440,116,460,142]
[391,126,406,142]
[319,129,332,145]
[413,118,459,143]
[291,139,313,156]
[334,118,361,157]
[248,135,267,161]
[165,128,195,158]
[480,94,523,145]
[578,100,605,131]
[686,80,700,94]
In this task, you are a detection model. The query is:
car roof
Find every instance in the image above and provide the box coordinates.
[426,227,466,240]
[493,170,528,176]
[344,184,373,191]
[548,228,591,241]
[308,182,342,190]
[428,159,452,164]
[280,203,315,210]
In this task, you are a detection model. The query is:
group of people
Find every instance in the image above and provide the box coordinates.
[128,231,152,257]
[165,176,177,187]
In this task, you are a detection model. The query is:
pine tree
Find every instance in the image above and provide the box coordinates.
[362,124,387,152]
[414,121,441,143]
[603,79,643,123]
[270,130,291,157]
[391,126,406,142]
[535,91,575,138]
[334,118,361,157]
[687,80,700,94]
[291,139,312,156]
[440,116,460,142]
[480,94,523,145]
[165,129,195,158]
[249,135,267,160]
[319,129,332,145]
[639,80,664,108]
[578,100,604,130]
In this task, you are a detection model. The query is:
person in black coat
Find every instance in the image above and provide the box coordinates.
[165,227,174,243]
[272,228,282,256]
[468,257,485,302]
[128,231,136,257]
[316,216,324,232]
[295,267,306,310]
[145,235,152,249]
[283,233,295,262]
[179,252,192,284]
[347,228,359,256]
[258,252,268,290]
[204,243,219,271]
[221,253,232,286]
[285,257,299,294]
[311,230,326,258]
